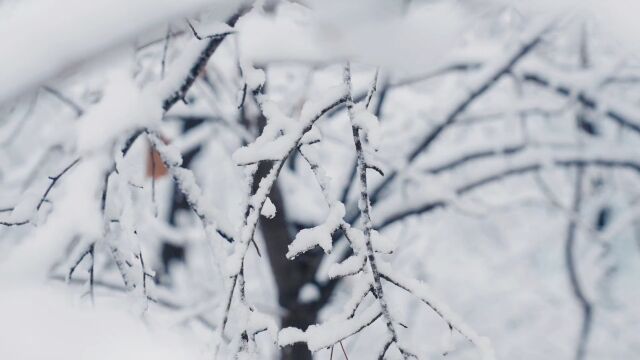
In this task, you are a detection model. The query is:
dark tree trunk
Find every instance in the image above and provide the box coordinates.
[254,161,324,360]
[280,303,318,360]
[245,84,340,359]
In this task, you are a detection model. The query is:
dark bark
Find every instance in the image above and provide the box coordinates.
[567,31,594,360]
[249,169,331,359]
[161,12,245,111]
[255,161,323,360]
[245,91,325,359]
[367,29,547,207]
[565,166,593,360]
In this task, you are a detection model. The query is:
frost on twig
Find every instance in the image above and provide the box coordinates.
[0,157,81,227]
[344,62,411,359]
[278,302,382,352]
[286,202,344,258]
[260,197,276,219]
[217,77,348,357]
[378,263,496,360]
[147,130,236,242]
[277,64,495,360]
[186,19,235,41]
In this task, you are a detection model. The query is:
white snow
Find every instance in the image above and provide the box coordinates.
[0,155,109,280]
[327,254,365,279]
[278,303,382,352]
[76,73,162,153]
[240,60,266,92]
[0,284,202,360]
[377,262,496,360]
[3,2,640,359]
[233,132,298,165]
[261,197,276,219]
[0,0,214,103]
[7,185,44,224]
[352,104,381,149]
[371,230,396,254]
[287,202,345,259]
[298,283,321,303]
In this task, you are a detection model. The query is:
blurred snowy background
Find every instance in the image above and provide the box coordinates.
[0,0,639,359]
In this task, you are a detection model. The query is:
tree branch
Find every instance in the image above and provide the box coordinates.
[368,25,551,206]
[343,63,407,359]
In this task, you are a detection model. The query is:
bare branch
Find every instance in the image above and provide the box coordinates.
[161,12,246,111]
[146,130,235,242]
[375,155,640,230]
[42,86,84,116]
[343,62,406,359]
[369,24,552,205]
[1,157,80,227]
[38,158,81,210]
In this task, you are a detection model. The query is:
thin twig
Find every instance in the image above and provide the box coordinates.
[42,86,84,116]
[37,158,81,210]
[160,26,172,79]
[339,341,349,360]
[186,19,235,41]
[343,63,406,359]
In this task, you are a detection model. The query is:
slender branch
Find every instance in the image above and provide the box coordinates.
[379,265,491,353]
[1,157,80,227]
[42,86,84,116]
[0,220,29,226]
[567,28,593,360]
[341,70,381,206]
[146,130,235,242]
[327,62,482,119]
[121,129,146,156]
[519,70,640,134]
[220,91,349,335]
[37,157,81,210]
[68,243,94,281]
[423,143,526,175]
[375,156,640,230]
[339,341,349,360]
[186,20,235,41]
[162,12,246,111]
[565,166,592,360]
[149,146,158,217]
[378,337,393,360]
[160,25,172,79]
[364,69,379,109]
[368,25,550,205]
[344,63,406,359]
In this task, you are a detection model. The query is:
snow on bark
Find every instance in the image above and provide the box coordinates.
[0,155,109,281]
[378,262,496,360]
[352,103,381,150]
[260,196,276,219]
[240,59,266,92]
[278,302,382,352]
[287,202,345,258]
[327,253,365,279]
[218,76,349,358]
[147,131,236,242]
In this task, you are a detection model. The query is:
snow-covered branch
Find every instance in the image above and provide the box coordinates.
[368,22,553,206]
[374,151,640,230]
[146,130,235,242]
[218,82,348,356]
